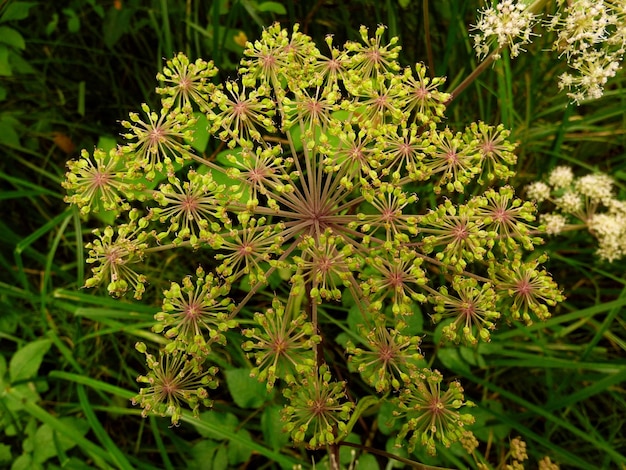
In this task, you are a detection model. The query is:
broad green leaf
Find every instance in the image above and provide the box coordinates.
[261,405,289,450]
[257,2,287,14]
[0,27,25,49]
[224,368,271,408]
[470,403,511,442]
[0,44,12,76]
[436,347,470,374]
[31,418,89,464]
[0,116,20,146]
[196,411,239,440]
[9,339,52,383]
[0,444,11,464]
[0,2,37,23]
[187,112,209,153]
[10,453,37,470]
[191,440,218,470]
[377,400,399,435]
[227,429,253,465]
[62,9,80,33]
[96,135,118,153]
[212,445,228,470]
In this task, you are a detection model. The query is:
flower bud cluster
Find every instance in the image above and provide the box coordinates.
[64,22,562,454]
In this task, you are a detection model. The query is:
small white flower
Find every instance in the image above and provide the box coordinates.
[588,213,626,261]
[525,181,551,202]
[472,0,539,59]
[548,166,574,189]
[555,190,583,213]
[541,213,567,235]
[575,173,614,203]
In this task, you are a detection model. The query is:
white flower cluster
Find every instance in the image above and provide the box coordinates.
[549,0,626,103]
[471,0,625,103]
[526,165,626,262]
[472,0,540,59]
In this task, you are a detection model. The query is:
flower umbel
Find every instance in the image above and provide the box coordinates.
[133,343,219,426]
[63,23,563,457]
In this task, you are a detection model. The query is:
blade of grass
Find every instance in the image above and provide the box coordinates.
[149,415,175,470]
[464,371,626,467]
[6,388,116,468]
[76,384,134,470]
[14,210,71,292]
[495,296,626,340]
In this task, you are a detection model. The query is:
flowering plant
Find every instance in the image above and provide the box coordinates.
[63,14,569,467]
[527,166,626,262]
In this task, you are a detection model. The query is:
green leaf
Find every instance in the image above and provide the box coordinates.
[45,13,59,36]
[195,411,239,440]
[30,418,89,464]
[213,445,228,470]
[0,84,6,101]
[377,400,400,435]
[337,395,378,441]
[261,405,289,450]
[190,440,218,469]
[187,112,209,153]
[62,8,80,33]
[9,339,52,383]
[224,368,271,408]
[257,2,287,14]
[0,116,20,146]
[10,453,37,470]
[0,27,25,49]
[436,347,470,374]
[0,2,37,23]
[398,0,411,8]
[0,444,11,463]
[0,44,12,76]
[96,135,118,153]
[227,429,253,465]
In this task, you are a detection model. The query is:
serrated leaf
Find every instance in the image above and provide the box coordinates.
[0,2,37,23]
[224,368,271,408]
[0,27,25,49]
[9,339,52,383]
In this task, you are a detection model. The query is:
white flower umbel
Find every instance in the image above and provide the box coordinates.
[473,0,540,59]
[575,173,614,204]
[541,213,567,235]
[548,166,574,189]
[588,213,626,262]
[549,0,625,103]
[525,181,551,202]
